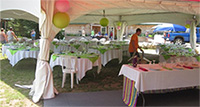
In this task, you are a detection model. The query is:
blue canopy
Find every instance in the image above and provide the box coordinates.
[153,24,186,32]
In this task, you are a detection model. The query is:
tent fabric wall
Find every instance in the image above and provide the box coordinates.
[0,0,40,22]
[190,21,197,50]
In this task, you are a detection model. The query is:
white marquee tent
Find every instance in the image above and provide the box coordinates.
[0,0,200,103]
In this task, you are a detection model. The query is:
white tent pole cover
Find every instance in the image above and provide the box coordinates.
[30,0,60,103]
[190,20,197,50]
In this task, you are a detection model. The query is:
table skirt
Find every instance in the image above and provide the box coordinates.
[123,76,138,107]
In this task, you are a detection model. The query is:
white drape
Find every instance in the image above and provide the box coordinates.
[30,0,60,103]
[119,22,127,41]
[190,21,196,50]
[114,21,127,41]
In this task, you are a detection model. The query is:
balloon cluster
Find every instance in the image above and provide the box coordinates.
[53,0,70,28]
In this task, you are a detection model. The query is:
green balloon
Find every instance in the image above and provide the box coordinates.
[117,21,122,26]
[185,24,190,28]
[100,17,109,27]
[53,12,70,28]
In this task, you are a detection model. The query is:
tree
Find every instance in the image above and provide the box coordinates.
[7,19,40,39]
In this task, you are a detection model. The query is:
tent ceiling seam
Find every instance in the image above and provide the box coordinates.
[85,12,181,17]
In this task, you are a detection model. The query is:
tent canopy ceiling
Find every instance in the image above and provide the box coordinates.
[0,0,199,25]
[68,0,199,26]
[71,8,195,26]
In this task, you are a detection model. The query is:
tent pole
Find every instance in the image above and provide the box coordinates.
[190,20,196,50]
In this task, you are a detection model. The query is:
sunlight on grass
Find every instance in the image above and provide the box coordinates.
[0,80,39,107]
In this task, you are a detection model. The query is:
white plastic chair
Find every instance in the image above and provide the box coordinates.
[60,55,79,88]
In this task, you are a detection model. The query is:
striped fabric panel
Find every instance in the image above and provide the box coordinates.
[122,76,138,107]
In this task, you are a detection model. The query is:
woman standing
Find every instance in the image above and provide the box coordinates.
[6,27,18,42]
[0,28,8,44]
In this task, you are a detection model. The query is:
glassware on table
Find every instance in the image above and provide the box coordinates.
[159,61,166,67]
[149,61,152,65]
[153,60,156,64]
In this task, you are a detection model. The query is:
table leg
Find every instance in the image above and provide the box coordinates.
[139,92,145,107]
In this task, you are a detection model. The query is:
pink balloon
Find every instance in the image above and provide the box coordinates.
[55,0,70,12]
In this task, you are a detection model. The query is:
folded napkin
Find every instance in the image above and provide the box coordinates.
[72,44,80,49]
[196,56,200,62]
[83,41,90,45]
[162,54,170,60]
[139,67,148,71]
[35,41,39,45]
[30,48,39,51]
[52,42,59,48]
[8,49,18,55]
[8,47,25,55]
[97,48,108,54]
[162,66,172,70]
[81,54,99,63]
[183,65,193,69]
[52,54,59,61]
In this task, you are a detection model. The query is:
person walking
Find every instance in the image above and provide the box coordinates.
[7,27,18,42]
[82,28,86,37]
[31,29,36,40]
[0,28,8,44]
[129,28,143,57]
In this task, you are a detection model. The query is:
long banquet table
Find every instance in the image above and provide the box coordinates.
[118,64,200,107]
[88,49,122,66]
[6,49,39,66]
[49,54,102,81]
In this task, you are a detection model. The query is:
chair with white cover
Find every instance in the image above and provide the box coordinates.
[91,38,99,42]
[99,38,106,43]
[60,55,78,88]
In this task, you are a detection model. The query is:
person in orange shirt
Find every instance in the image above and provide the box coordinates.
[129,28,143,57]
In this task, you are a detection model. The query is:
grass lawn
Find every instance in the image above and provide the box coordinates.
[1,43,141,106]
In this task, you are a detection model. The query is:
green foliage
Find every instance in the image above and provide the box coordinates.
[7,19,39,39]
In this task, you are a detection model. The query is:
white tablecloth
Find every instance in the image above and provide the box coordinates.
[119,64,200,92]
[88,49,123,66]
[6,49,39,66]
[2,45,12,56]
[49,54,102,81]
